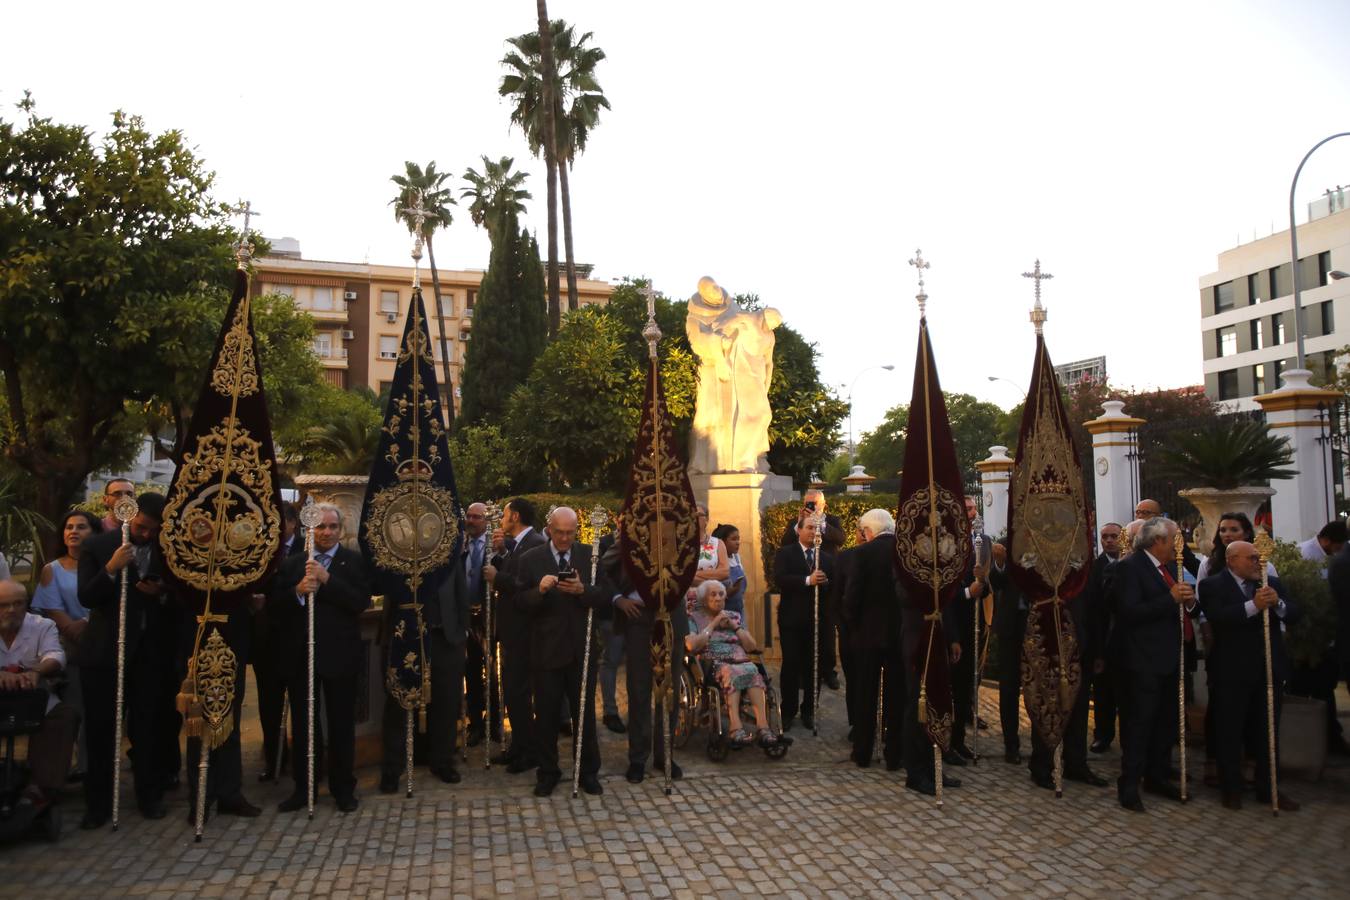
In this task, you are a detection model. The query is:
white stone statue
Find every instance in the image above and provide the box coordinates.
[686,276,782,474]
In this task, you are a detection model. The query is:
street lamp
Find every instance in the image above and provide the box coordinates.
[1330,270,1349,281]
[847,364,897,464]
[987,375,1027,403]
[1288,132,1350,371]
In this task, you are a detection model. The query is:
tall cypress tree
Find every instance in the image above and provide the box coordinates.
[460,210,547,424]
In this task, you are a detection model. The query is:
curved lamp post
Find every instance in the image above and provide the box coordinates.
[1289,132,1350,371]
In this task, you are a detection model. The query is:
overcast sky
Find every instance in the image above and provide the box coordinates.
[7,1,1350,443]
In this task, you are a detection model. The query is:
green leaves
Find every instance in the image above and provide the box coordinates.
[1154,418,1295,490]
[499,19,610,164]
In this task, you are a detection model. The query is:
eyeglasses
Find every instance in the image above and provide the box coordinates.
[107,489,135,498]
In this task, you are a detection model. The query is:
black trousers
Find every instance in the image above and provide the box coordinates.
[1029,671,1091,779]
[1211,680,1282,796]
[287,669,357,802]
[951,625,978,751]
[251,629,288,775]
[901,667,934,781]
[614,608,684,766]
[778,622,816,719]
[464,626,500,734]
[839,626,858,727]
[83,648,179,817]
[500,629,535,762]
[820,598,838,675]
[382,629,465,776]
[1091,665,1117,744]
[853,647,905,767]
[532,658,600,783]
[997,610,1027,751]
[1119,668,1178,794]
[185,666,246,807]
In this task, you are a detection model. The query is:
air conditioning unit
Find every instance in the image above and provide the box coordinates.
[386,312,398,323]
[459,332,470,342]
[344,290,358,301]
[340,329,355,340]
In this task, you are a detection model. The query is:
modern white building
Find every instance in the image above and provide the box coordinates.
[1199,188,1350,409]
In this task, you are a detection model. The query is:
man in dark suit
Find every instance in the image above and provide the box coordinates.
[1111,517,1197,812]
[1200,540,1300,811]
[1087,522,1123,753]
[484,497,546,773]
[270,503,371,813]
[988,539,1028,764]
[515,506,608,797]
[77,492,182,828]
[379,527,470,792]
[832,533,860,738]
[944,496,990,766]
[842,509,905,769]
[1330,544,1350,712]
[898,561,963,796]
[773,516,835,731]
[251,501,302,782]
[600,528,686,784]
[780,489,846,690]
[461,502,498,749]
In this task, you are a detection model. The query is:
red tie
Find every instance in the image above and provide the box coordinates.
[1158,564,1194,641]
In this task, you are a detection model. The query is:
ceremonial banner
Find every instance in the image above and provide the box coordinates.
[1006,333,1091,749]
[161,267,283,749]
[892,316,969,752]
[360,288,463,717]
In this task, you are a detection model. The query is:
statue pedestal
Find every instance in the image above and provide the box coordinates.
[691,472,796,651]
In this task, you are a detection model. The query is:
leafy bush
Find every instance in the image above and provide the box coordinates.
[1156,419,1295,490]
[760,493,899,591]
[1269,540,1334,669]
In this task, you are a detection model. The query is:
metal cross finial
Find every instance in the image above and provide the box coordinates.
[640,282,662,359]
[229,200,260,269]
[908,249,931,318]
[1023,258,1053,336]
[399,189,429,287]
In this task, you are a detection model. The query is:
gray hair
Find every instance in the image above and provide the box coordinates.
[1134,517,1172,551]
[314,502,343,526]
[858,508,895,537]
[696,579,726,605]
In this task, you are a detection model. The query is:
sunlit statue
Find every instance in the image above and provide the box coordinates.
[686,276,782,474]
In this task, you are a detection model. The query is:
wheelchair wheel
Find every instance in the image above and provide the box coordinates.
[673,667,697,749]
[706,732,730,762]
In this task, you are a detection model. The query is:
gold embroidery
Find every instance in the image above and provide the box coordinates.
[1021,614,1081,746]
[209,301,260,398]
[894,487,966,589]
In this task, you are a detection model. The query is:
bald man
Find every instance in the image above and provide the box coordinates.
[781,490,846,690]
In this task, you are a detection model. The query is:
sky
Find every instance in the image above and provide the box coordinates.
[6,0,1350,445]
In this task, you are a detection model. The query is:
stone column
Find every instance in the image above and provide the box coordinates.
[1254,368,1340,542]
[1083,401,1145,534]
[974,446,1014,537]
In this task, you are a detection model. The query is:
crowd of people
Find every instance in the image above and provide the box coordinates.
[2,479,1348,833]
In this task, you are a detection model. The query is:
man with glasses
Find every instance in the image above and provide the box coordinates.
[99,479,136,533]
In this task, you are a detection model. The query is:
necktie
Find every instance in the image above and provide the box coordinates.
[317,551,333,570]
[557,552,568,572]
[1244,579,1258,601]
[805,547,816,571]
[505,535,517,553]
[467,538,483,597]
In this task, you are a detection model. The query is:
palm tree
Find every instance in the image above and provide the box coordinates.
[461,155,532,242]
[390,161,456,421]
[500,17,609,336]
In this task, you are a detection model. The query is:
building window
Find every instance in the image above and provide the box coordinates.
[1318,251,1332,287]
[1250,319,1264,350]
[1217,326,1237,357]
[379,335,399,359]
[313,333,332,357]
[1273,358,1287,388]
[1273,315,1286,345]
[1271,264,1291,299]
[1247,272,1265,304]
[270,283,295,297]
[380,290,399,313]
[1215,281,1234,312]
[1217,369,1239,401]
[378,381,393,397]
[1253,363,1266,395]
[311,286,334,311]
[466,290,477,310]
[1322,301,1335,336]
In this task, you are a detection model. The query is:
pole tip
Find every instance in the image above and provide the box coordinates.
[194,834,203,843]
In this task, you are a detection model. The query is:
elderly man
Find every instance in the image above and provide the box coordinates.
[1111,517,1198,812]
[842,509,905,769]
[516,507,608,797]
[1199,541,1300,811]
[271,503,371,814]
[773,516,836,731]
[781,489,846,690]
[0,580,79,813]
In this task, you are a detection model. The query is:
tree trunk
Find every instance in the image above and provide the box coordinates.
[424,235,456,429]
[558,158,579,311]
[536,0,562,339]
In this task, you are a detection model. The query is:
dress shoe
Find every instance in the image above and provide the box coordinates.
[1221,792,1243,810]
[1031,772,1056,791]
[559,721,573,737]
[258,770,278,783]
[140,799,167,820]
[905,777,937,796]
[506,756,537,775]
[1256,792,1300,812]
[942,774,961,788]
[1089,739,1111,754]
[823,672,841,691]
[1004,748,1023,765]
[653,761,684,780]
[846,727,855,743]
[533,777,559,798]
[432,766,462,785]
[1119,792,1146,813]
[1065,768,1109,787]
[1143,780,1183,802]
[884,758,904,773]
[625,763,645,784]
[580,775,603,796]
[953,743,976,762]
[603,714,627,734]
[851,751,871,769]
[379,772,399,794]
[782,716,795,733]
[466,722,486,747]
[942,749,968,767]
[217,796,262,817]
[800,713,815,731]
[278,793,307,813]
[490,751,514,766]
[80,811,109,830]
[336,795,358,813]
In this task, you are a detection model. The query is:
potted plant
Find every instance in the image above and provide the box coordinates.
[1269,541,1335,780]
[1159,418,1295,555]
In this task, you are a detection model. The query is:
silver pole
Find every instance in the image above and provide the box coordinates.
[110,497,138,831]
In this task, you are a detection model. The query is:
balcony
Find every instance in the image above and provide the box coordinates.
[308,303,349,323]
[314,347,349,368]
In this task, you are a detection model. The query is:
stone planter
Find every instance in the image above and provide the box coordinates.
[1278,693,1326,781]
[1177,486,1275,556]
[293,474,369,550]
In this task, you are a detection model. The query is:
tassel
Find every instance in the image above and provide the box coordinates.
[1059,670,1074,712]
[176,676,204,739]
[918,684,928,724]
[418,703,428,734]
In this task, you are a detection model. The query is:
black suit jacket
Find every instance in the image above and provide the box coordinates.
[773,542,835,630]
[841,534,902,651]
[1113,550,1197,676]
[1328,546,1350,676]
[416,554,470,647]
[1199,572,1298,685]
[781,514,845,556]
[493,528,547,640]
[944,533,993,648]
[77,530,178,669]
[515,542,607,671]
[269,544,371,679]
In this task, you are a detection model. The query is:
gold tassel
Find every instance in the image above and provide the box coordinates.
[1059,670,1074,712]
[176,676,204,739]
[918,684,928,724]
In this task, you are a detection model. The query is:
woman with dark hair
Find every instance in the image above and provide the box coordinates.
[1196,512,1276,581]
[711,524,746,615]
[32,508,104,782]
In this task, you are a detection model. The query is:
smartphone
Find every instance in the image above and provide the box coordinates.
[558,568,578,581]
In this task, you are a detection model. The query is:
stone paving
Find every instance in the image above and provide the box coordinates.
[3,673,1348,898]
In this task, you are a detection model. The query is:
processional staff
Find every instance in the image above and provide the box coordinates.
[1173,531,1188,803]
[572,505,610,798]
[482,500,503,771]
[970,514,986,766]
[298,496,323,819]
[1254,530,1279,816]
[110,496,138,831]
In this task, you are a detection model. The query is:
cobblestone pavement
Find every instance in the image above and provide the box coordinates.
[4,674,1348,898]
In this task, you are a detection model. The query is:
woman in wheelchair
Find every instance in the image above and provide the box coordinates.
[685,580,775,746]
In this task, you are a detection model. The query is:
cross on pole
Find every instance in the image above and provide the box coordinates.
[399,189,429,287]
[640,282,661,358]
[908,249,931,317]
[229,200,260,267]
[1023,258,1053,335]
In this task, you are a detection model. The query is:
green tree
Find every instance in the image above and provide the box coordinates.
[0,98,235,532]
[390,161,456,419]
[277,384,383,476]
[858,392,1005,487]
[449,423,514,501]
[765,326,850,487]
[459,211,548,424]
[501,18,610,331]
[857,404,908,481]
[461,156,531,241]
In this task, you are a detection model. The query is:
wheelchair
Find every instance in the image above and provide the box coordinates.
[0,687,63,843]
[674,650,791,762]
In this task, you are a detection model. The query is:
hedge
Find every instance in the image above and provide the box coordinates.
[759,493,899,591]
